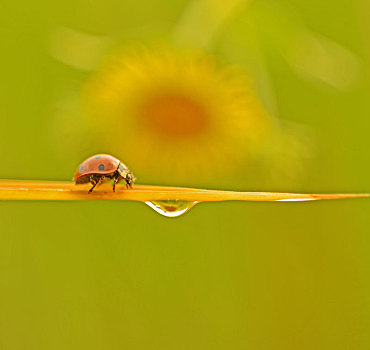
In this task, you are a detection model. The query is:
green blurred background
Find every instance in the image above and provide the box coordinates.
[1,0,370,349]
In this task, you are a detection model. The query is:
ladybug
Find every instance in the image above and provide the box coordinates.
[74,154,135,193]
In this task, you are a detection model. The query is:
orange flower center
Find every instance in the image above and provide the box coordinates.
[139,93,210,138]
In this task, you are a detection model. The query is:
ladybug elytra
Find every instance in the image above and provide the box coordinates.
[74,154,135,193]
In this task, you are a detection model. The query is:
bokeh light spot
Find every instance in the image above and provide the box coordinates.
[139,93,210,139]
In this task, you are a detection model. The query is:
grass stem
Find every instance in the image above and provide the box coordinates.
[0,180,368,202]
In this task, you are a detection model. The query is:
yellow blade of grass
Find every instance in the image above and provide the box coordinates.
[0,180,368,202]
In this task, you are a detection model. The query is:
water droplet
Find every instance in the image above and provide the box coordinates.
[145,200,198,217]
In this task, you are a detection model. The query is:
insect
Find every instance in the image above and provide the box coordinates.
[73,154,135,193]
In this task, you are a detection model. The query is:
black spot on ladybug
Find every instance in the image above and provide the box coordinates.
[95,155,101,159]
[79,165,84,173]
[99,164,105,171]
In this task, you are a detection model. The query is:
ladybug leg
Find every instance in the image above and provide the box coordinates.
[89,183,97,193]
[125,180,132,189]
[124,176,132,189]
[88,175,100,193]
[113,171,120,192]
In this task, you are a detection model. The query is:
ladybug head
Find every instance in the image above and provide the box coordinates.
[124,171,135,189]
[117,162,136,188]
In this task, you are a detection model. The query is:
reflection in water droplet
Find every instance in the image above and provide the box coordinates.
[145,200,198,217]
[276,198,316,202]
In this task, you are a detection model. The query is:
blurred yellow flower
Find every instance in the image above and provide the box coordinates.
[82,46,270,182]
